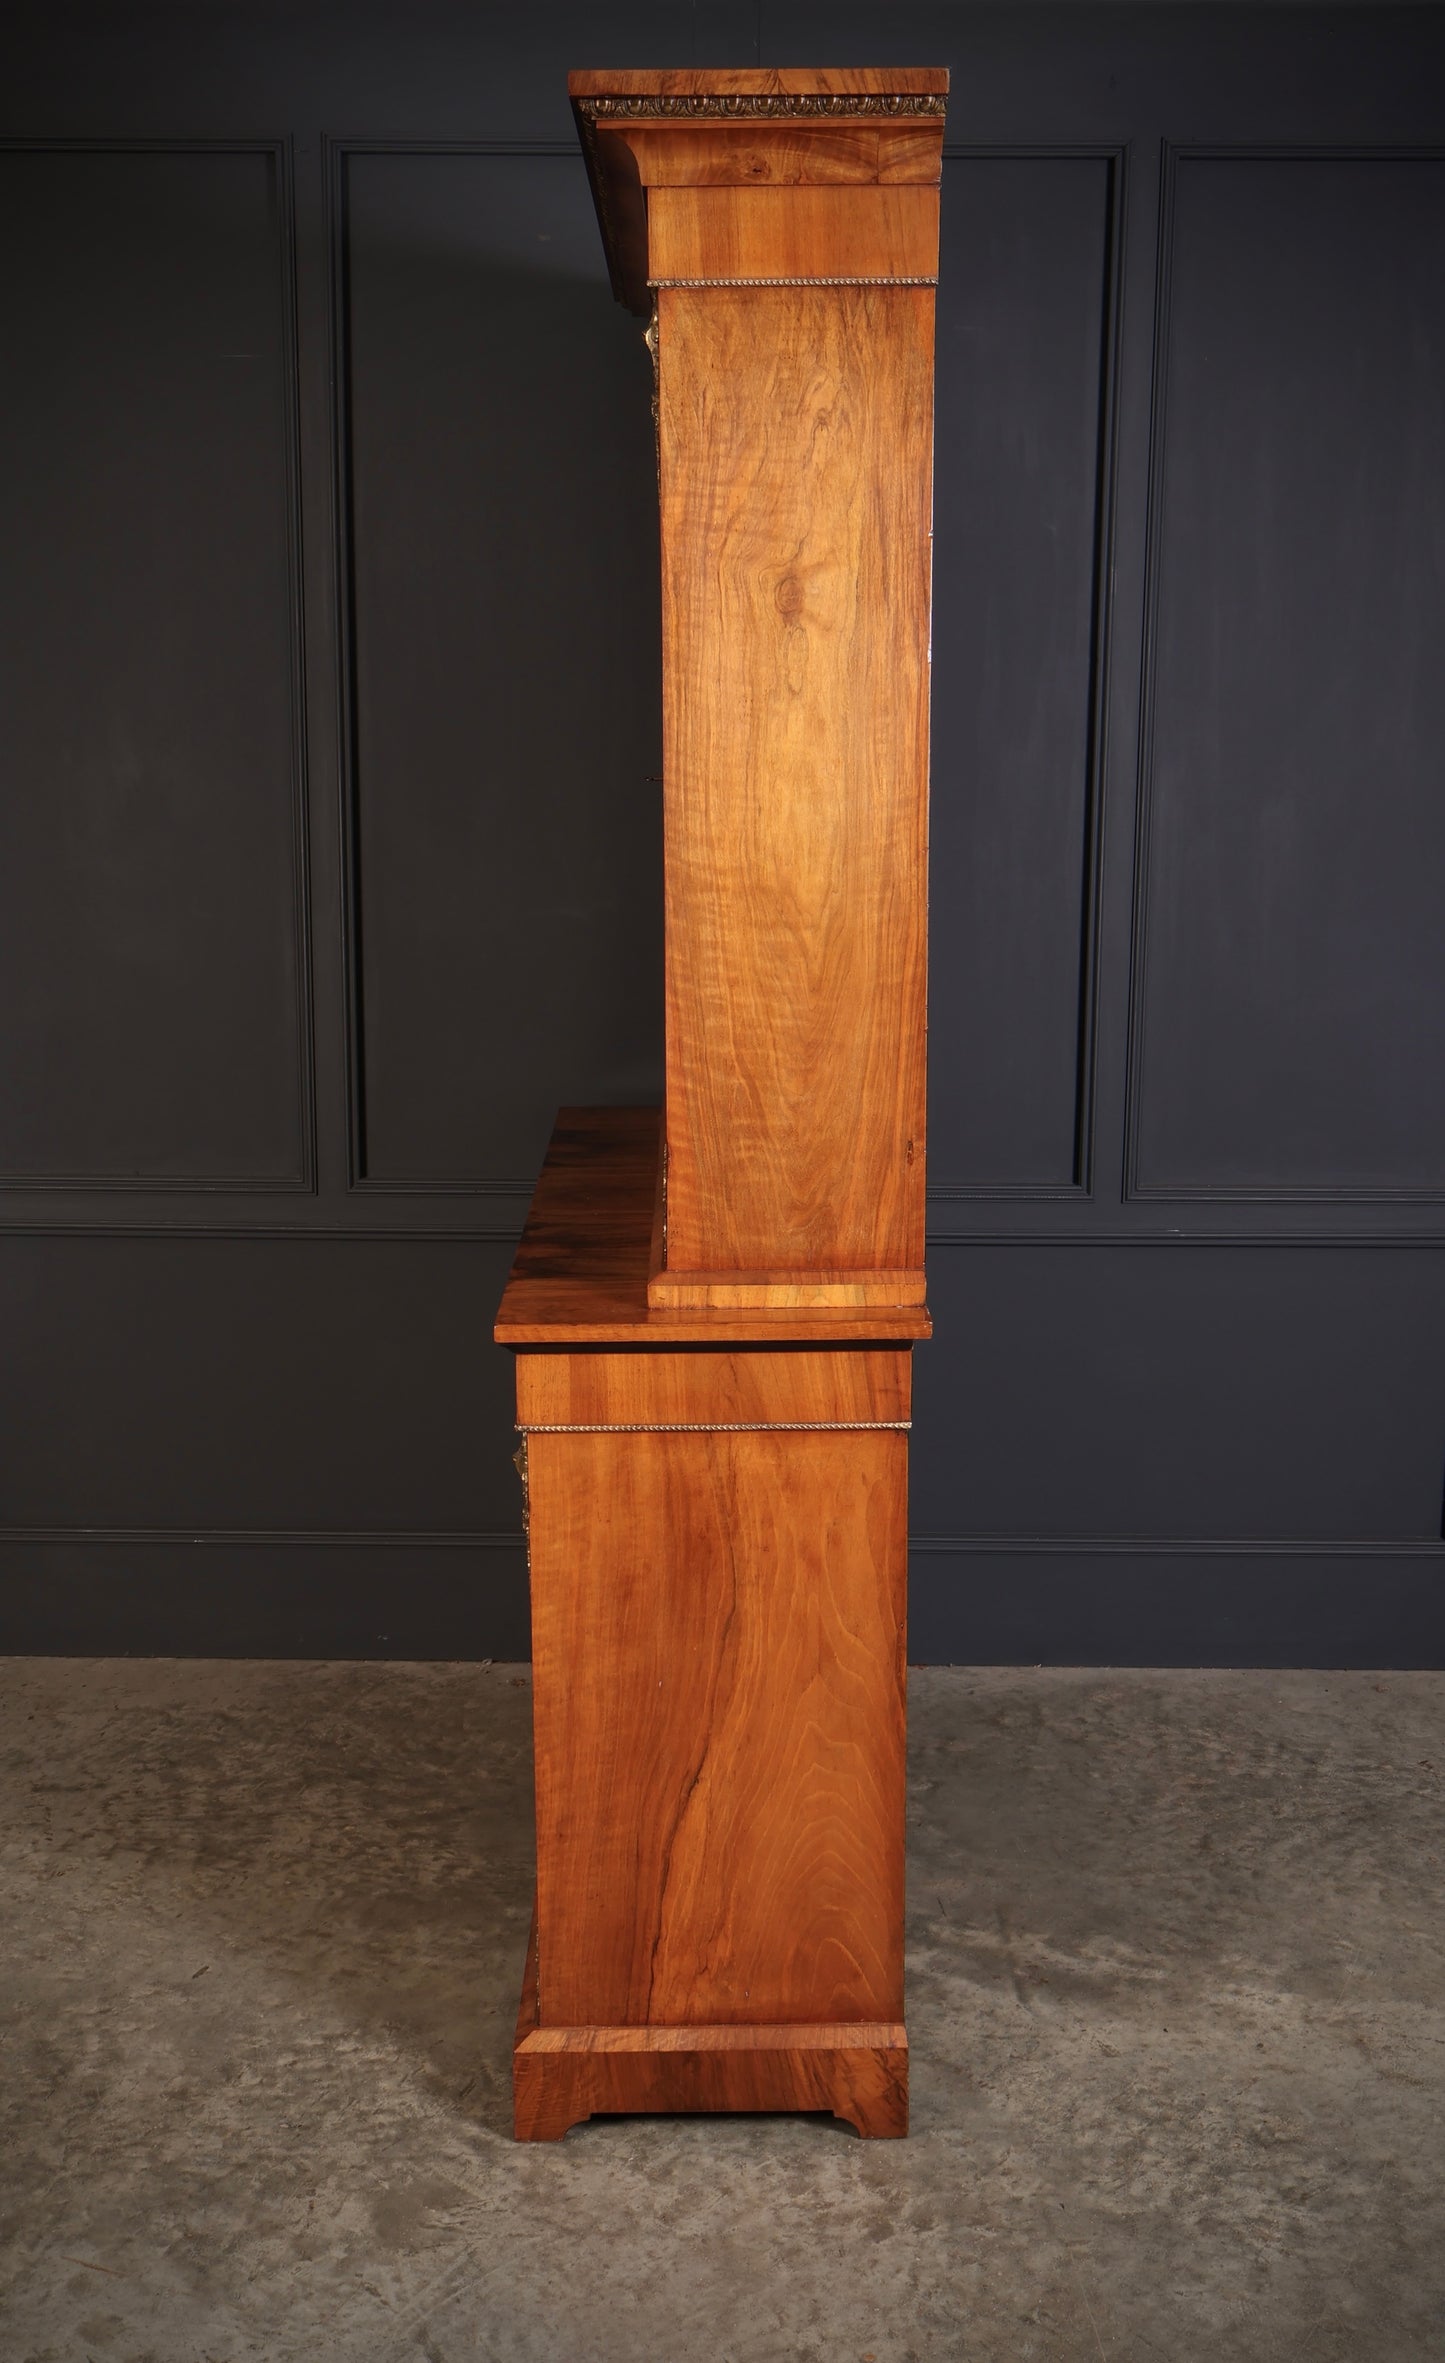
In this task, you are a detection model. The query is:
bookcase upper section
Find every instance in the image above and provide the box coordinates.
[568,67,945,1315]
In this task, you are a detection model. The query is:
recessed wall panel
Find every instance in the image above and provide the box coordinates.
[928,156,1112,1190]
[913,1245,1445,1541]
[1135,156,1445,1196]
[0,146,305,1184]
[0,1236,519,1533]
[341,151,664,1186]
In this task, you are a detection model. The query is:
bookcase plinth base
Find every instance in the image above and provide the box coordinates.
[513,1924,908,2142]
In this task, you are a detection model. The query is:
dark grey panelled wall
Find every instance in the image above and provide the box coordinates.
[2,3,1444,1664]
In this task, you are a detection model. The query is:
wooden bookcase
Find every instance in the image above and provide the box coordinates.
[495,66,945,2140]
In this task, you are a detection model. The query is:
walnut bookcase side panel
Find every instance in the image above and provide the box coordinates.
[525,1422,908,2030]
[657,280,934,1282]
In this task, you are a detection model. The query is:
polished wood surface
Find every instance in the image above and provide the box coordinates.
[493,1107,931,1344]
[649,1267,929,1311]
[527,1424,907,2024]
[647,183,939,279]
[515,1343,911,1426]
[513,1916,908,2141]
[505,67,942,2139]
[620,123,942,190]
[656,279,933,1290]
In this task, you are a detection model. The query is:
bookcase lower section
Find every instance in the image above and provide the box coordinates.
[513,1914,908,2141]
[511,1338,911,2141]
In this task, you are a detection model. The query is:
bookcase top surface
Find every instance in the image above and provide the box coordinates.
[568,67,949,103]
[495,1108,930,1347]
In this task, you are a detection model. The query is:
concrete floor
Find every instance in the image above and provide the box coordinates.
[0,1663,1441,2363]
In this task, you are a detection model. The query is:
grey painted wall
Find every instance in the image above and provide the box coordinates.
[2,3,1443,1663]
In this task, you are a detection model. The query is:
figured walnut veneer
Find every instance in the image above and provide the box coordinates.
[498,67,943,2139]
[656,278,933,1298]
[528,1422,907,2028]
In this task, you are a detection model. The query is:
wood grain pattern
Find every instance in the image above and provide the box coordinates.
[620,124,942,190]
[515,1344,911,1427]
[505,68,942,2142]
[493,1108,931,1343]
[658,282,934,1281]
[513,1915,908,2140]
[648,184,939,280]
[647,1267,927,1310]
[527,1424,908,2027]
